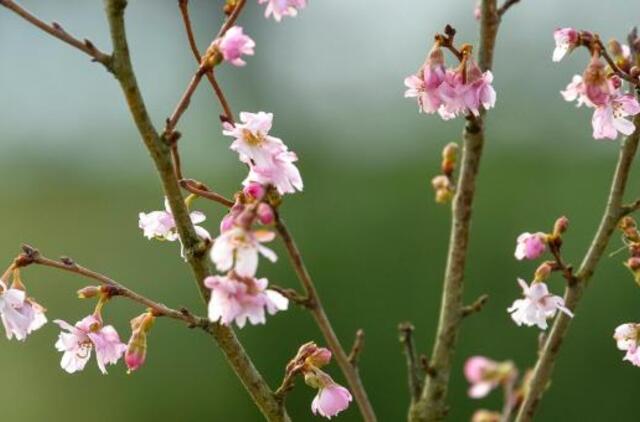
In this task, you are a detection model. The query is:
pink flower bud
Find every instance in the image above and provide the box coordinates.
[125,313,154,373]
[552,28,579,62]
[553,216,569,236]
[77,286,101,299]
[257,203,275,225]
[215,26,255,67]
[243,182,266,201]
[306,347,332,368]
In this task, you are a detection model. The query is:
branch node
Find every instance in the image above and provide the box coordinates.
[347,329,365,366]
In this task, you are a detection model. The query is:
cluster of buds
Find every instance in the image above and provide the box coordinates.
[618,216,640,285]
[555,28,640,140]
[431,142,458,204]
[404,25,496,121]
[509,217,573,330]
[282,342,352,418]
[464,356,531,420]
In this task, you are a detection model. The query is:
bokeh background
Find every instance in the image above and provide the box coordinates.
[1,0,639,420]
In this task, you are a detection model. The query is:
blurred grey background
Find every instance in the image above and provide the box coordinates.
[1,0,639,420]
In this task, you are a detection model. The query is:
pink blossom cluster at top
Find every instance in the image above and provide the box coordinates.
[404,43,496,120]
[554,28,640,140]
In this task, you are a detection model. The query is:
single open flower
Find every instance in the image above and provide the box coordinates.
[258,0,306,22]
[139,198,210,242]
[205,274,288,328]
[54,315,126,374]
[310,372,353,419]
[592,93,640,140]
[210,226,277,277]
[514,232,547,260]
[0,279,46,341]
[508,279,573,330]
[613,323,640,366]
[404,44,446,114]
[214,26,255,66]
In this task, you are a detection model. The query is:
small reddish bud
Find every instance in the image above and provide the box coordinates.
[77,286,101,299]
[306,347,332,368]
[125,312,155,374]
[243,182,266,201]
[257,203,275,225]
[534,261,554,281]
[553,216,570,236]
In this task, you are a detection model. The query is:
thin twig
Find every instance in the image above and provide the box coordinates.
[0,0,112,69]
[348,329,365,366]
[497,0,521,17]
[515,115,640,421]
[164,68,206,137]
[547,241,577,285]
[399,322,423,403]
[595,37,639,86]
[269,284,312,308]
[15,245,207,328]
[179,178,235,207]
[461,294,489,318]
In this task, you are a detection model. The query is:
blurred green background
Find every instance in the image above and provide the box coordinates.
[1,0,639,420]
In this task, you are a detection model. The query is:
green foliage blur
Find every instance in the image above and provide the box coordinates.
[1,1,639,420]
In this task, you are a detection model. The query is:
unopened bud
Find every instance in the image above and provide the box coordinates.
[534,262,554,281]
[553,216,569,236]
[608,39,623,56]
[125,312,155,374]
[77,286,101,299]
[471,410,501,422]
[243,182,265,201]
[435,188,454,204]
[306,347,332,368]
[620,216,637,230]
[631,66,640,79]
[431,175,450,190]
[257,203,275,225]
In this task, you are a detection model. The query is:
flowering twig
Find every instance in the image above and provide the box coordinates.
[0,0,112,69]
[515,115,640,421]
[14,245,208,328]
[409,1,516,420]
[399,322,424,404]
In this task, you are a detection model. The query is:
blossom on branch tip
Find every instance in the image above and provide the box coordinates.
[308,372,353,419]
[259,0,306,22]
[214,26,255,66]
[210,226,277,277]
[514,232,546,261]
[592,94,640,140]
[0,279,46,341]
[553,28,579,62]
[204,274,288,328]
[613,323,640,366]
[507,279,573,330]
[54,315,126,374]
[464,356,516,399]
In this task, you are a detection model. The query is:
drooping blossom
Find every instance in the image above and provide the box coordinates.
[310,373,353,419]
[464,356,516,399]
[138,198,210,242]
[514,232,546,260]
[404,44,446,114]
[507,279,573,330]
[0,279,46,341]
[223,112,303,194]
[463,59,497,117]
[210,226,277,276]
[214,26,255,66]
[258,0,306,22]
[552,28,579,62]
[54,315,126,374]
[613,323,640,366]
[204,274,288,328]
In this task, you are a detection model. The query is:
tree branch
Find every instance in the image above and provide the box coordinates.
[15,245,208,328]
[102,1,288,420]
[399,322,424,404]
[409,1,513,420]
[514,115,640,422]
[0,0,112,69]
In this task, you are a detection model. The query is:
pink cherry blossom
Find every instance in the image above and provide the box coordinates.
[54,315,126,374]
[561,75,590,107]
[139,198,210,242]
[592,94,640,140]
[464,356,500,398]
[243,149,303,195]
[311,375,353,419]
[514,232,546,260]
[613,323,640,366]
[0,280,46,341]
[257,203,275,225]
[582,56,613,107]
[552,28,579,62]
[204,274,288,328]
[507,279,573,330]
[215,26,255,66]
[404,45,446,114]
[464,59,497,116]
[258,0,306,22]
[210,226,277,277]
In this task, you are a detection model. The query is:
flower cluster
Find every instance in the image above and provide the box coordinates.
[259,0,307,21]
[404,37,496,120]
[555,28,640,140]
[509,217,573,330]
[284,342,352,418]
